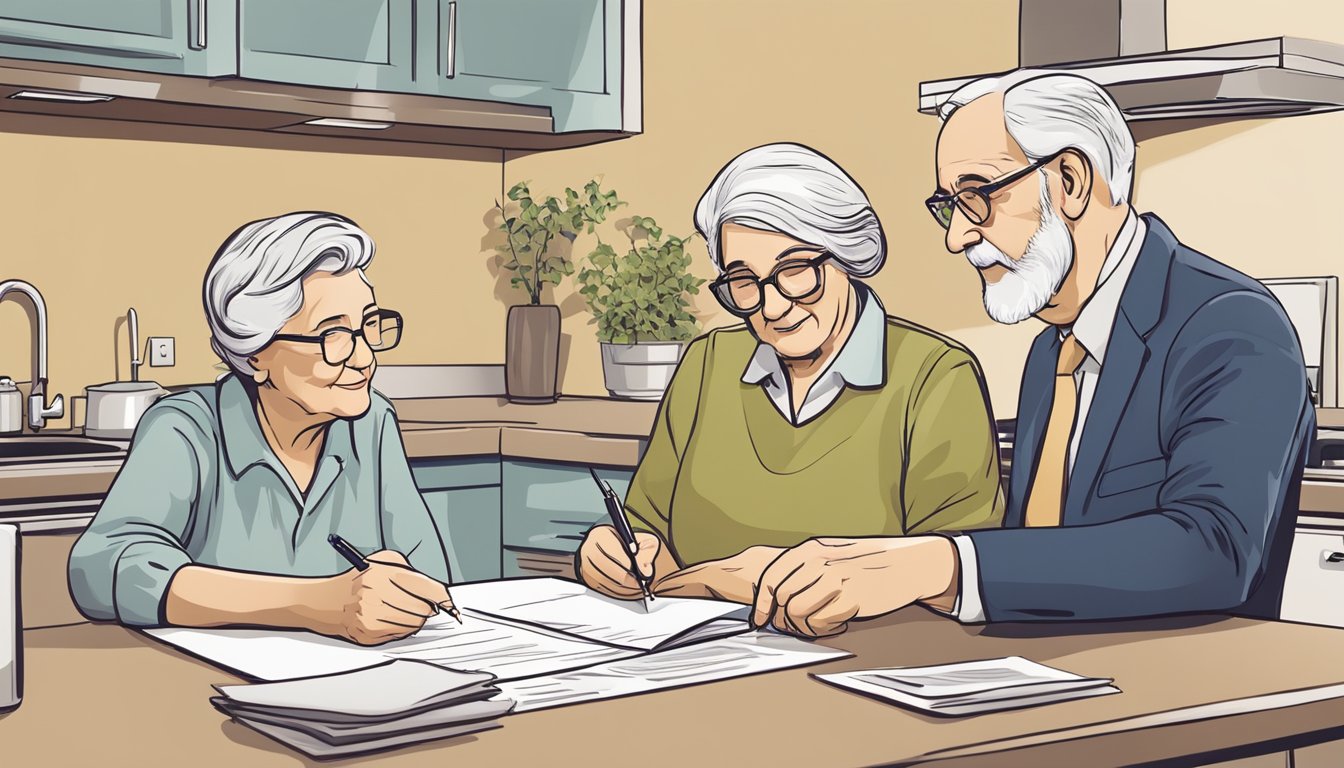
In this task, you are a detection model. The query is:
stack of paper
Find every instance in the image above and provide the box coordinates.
[815,656,1119,716]
[211,659,515,758]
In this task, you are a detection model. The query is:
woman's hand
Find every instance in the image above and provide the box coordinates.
[652,545,786,604]
[577,525,676,600]
[310,550,455,646]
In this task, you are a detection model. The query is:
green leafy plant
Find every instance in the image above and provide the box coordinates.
[577,216,706,344]
[495,180,624,305]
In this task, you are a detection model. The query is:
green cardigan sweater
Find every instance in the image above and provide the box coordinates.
[624,319,1005,566]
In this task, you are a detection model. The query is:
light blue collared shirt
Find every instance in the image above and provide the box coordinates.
[68,374,451,627]
[741,283,886,425]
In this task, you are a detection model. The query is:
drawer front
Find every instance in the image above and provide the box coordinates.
[503,546,576,580]
[502,460,632,554]
[1280,529,1344,627]
[411,457,501,491]
[423,486,501,583]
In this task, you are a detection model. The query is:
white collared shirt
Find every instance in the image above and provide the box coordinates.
[951,209,1147,624]
[740,283,886,425]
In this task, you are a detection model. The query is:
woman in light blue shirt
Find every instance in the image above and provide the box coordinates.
[69,212,454,646]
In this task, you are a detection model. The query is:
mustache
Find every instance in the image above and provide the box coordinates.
[966,240,1014,271]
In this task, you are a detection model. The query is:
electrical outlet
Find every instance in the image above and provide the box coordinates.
[148,337,175,367]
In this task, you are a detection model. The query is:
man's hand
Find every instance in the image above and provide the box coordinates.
[750,536,959,638]
[312,550,454,646]
[577,525,676,600]
[652,545,786,604]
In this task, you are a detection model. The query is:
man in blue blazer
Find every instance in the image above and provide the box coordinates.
[749,71,1315,634]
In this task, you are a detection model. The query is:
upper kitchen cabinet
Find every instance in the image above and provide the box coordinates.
[0,0,236,77]
[418,0,638,133]
[238,0,415,94]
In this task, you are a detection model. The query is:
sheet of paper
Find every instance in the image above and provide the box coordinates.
[453,577,750,651]
[495,632,851,712]
[147,611,636,683]
[213,659,494,717]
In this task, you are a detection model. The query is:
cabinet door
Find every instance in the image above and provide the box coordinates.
[0,0,236,76]
[419,0,628,132]
[239,0,416,93]
[424,487,502,583]
[502,460,633,555]
[1280,529,1344,627]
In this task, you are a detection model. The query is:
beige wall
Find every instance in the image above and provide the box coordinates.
[1,0,1339,422]
[0,121,504,428]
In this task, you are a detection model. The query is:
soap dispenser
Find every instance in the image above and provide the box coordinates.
[0,377,21,435]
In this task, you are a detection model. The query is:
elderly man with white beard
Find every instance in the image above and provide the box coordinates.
[748,70,1316,636]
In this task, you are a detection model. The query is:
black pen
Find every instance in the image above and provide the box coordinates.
[589,467,654,604]
[327,533,462,624]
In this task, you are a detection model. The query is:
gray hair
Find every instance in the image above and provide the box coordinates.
[204,212,375,376]
[939,71,1135,205]
[694,143,886,277]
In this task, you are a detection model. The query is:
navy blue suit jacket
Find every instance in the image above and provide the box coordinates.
[966,214,1315,622]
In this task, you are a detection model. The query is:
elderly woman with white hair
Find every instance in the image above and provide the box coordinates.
[69,212,455,646]
[577,143,1004,620]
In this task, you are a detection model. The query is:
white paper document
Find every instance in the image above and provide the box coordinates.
[456,577,751,651]
[816,656,1120,716]
[497,633,852,712]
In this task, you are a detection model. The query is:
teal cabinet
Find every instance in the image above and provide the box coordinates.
[502,460,633,558]
[0,0,236,76]
[238,0,416,93]
[411,458,502,583]
[418,0,633,132]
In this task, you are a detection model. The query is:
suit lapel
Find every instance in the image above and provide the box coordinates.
[1008,330,1060,527]
[1063,213,1177,518]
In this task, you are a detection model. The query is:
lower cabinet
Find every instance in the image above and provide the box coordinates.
[502,460,633,578]
[411,458,502,583]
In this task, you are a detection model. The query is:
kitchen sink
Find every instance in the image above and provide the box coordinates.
[0,435,127,463]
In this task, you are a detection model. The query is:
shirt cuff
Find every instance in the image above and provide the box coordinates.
[949,534,987,623]
[113,542,194,627]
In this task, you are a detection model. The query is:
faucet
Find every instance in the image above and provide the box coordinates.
[127,307,142,383]
[0,280,64,431]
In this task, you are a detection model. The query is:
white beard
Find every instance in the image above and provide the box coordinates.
[965,175,1075,325]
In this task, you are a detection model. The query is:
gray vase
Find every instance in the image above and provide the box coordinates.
[600,341,686,400]
[506,304,561,404]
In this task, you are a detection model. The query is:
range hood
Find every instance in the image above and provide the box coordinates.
[919,0,1344,121]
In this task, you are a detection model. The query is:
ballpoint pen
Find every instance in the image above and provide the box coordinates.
[589,467,655,605]
[327,533,463,624]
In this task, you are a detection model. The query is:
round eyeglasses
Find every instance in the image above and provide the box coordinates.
[709,252,830,318]
[272,309,404,366]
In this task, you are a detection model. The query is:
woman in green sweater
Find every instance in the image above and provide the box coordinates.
[577,143,1004,629]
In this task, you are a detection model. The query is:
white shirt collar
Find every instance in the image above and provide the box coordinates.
[1068,210,1145,365]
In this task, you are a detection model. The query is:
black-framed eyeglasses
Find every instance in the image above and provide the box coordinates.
[925,150,1065,229]
[709,250,831,318]
[272,309,404,366]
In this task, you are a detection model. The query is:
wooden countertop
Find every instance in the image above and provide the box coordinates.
[6,611,1344,766]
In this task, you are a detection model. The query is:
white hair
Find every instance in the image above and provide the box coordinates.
[939,71,1135,205]
[694,143,886,277]
[204,212,375,376]
[966,174,1075,324]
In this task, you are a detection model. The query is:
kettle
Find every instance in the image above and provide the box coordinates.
[0,377,20,435]
[84,308,169,440]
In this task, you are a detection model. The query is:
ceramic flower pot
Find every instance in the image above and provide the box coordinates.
[599,341,686,400]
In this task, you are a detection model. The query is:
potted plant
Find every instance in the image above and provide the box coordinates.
[496,180,622,403]
[577,216,706,400]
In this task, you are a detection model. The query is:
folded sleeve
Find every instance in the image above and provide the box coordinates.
[375,399,452,583]
[968,291,1313,621]
[67,403,206,627]
[622,335,710,561]
[902,347,1005,534]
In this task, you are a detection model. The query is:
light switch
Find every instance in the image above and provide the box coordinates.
[148,337,175,367]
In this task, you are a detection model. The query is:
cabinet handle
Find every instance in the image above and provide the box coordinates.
[189,0,207,50]
[445,1,458,78]
[1327,552,1344,564]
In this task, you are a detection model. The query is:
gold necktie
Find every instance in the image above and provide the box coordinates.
[1024,335,1088,528]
